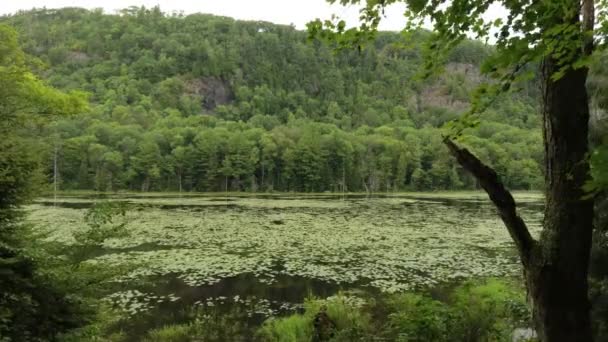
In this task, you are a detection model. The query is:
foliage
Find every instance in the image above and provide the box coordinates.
[382,279,531,341]
[258,314,312,342]
[585,145,608,195]
[585,50,608,197]
[587,48,608,342]
[384,293,453,341]
[258,293,372,341]
[258,279,530,342]
[448,279,531,341]
[144,324,191,342]
[590,193,608,341]
[130,306,250,342]
[56,303,126,342]
[0,244,87,341]
[0,8,545,193]
[0,23,89,341]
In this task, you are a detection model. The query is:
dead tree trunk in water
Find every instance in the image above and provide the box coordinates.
[53,144,58,205]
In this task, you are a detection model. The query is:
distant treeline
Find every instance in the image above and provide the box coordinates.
[2,7,544,192]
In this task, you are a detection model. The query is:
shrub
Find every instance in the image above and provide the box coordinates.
[258,314,313,342]
[382,279,531,342]
[384,293,453,341]
[258,293,372,342]
[449,279,530,342]
[145,324,191,342]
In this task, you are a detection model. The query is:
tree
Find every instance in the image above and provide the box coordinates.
[309,0,606,340]
[259,133,279,191]
[170,145,189,192]
[101,150,124,191]
[131,136,161,191]
[0,24,87,339]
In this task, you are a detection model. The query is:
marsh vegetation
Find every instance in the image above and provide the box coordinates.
[24,192,541,340]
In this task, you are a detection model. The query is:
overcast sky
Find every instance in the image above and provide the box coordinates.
[0,0,507,33]
[0,0,411,31]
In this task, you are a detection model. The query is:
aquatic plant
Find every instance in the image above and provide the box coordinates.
[25,194,543,294]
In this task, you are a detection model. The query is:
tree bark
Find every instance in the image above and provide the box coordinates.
[445,70,594,338]
[261,163,265,191]
[444,139,535,264]
[178,171,182,193]
[445,62,593,338]
[528,54,593,342]
[445,121,592,341]
[53,144,58,205]
[444,1,595,339]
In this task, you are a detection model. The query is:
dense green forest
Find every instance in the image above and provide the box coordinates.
[1,7,544,193]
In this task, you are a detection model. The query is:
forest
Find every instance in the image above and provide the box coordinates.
[1,2,608,342]
[2,7,545,193]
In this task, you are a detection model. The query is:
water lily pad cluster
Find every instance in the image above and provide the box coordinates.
[105,290,180,316]
[26,193,543,294]
[193,295,304,317]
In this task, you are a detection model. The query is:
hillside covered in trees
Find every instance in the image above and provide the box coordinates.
[1,7,544,192]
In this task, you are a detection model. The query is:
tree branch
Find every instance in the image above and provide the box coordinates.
[443,137,536,264]
[582,0,594,56]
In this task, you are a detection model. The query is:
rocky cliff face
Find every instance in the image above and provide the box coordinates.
[186,77,234,111]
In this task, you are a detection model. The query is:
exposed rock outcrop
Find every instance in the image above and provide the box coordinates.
[186,76,234,110]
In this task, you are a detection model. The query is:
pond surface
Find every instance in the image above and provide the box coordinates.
[26,192,544,338]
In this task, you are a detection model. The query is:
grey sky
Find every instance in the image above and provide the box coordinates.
[0,1,506,32]
[0,0,406,31]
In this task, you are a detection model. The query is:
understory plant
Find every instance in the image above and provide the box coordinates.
[258,292,373,342]
[258,279,531,342]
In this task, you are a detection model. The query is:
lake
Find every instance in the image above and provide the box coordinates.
[25,192,544,338]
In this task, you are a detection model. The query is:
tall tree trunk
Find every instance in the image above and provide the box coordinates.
[446,118,592,340]
[108,171,113,192]
[444,1,595,339]
[142,176,150,192]
[342,164,346,199]
[446,62,593,339]
[526,54,593,342]
[53,144,58,205]
[261,163,265,191]
[530,1,595,338]
[178,171,182,193]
